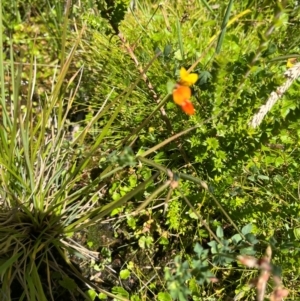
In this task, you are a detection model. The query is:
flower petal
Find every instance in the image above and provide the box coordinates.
[179,67,189,80]
[172,85,191,105]
[287,58,297,68]
[181,100,195,115]
[179,67,198,86]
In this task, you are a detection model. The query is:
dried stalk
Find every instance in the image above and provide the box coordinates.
[250,62,300,128]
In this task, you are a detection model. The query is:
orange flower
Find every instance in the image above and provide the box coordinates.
[181,99,195,115]
[171,67,198,115]
[172,85,191,106]
[172,85,195,115]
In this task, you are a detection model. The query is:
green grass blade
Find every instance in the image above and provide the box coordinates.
[30,263,48,301]
[0,253,22,276]
[9,53,21,168]
[1,273,12,301]
[134,180,171,213]
[270,54,300,63]
[139,125,199,158]
[0,126,9,163]
[176,17,184,59]
[121,93,171,147]
[19,121,36,199]
[60,0,71,66]
[0,0,8,131]
[198,0,214,14]
[90,51,160,151]
[66,172,159,231]
[216,0,234,54]
[58,52,161,191]
[26,272,38,301]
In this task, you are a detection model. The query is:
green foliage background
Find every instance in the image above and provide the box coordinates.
[2,0,300,300]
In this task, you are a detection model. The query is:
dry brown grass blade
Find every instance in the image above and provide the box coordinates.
[238,246,289,301]
[250,62,300,128]
[256,246,272,301]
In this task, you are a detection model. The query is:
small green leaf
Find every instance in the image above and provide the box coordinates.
[216,226,224,238]
[120,269,130,280]
[59,276,77,291]
[130,295,141,301]
[199,70,212,85]
[189,211,198,219]
[241,224,252,235]
[294,228,300,240]
[240,247,256,255]
[159,237,169,245]
[129,174,137,187]
[231,234,242,244]
[167,80,176,94]
[111,206,123,216]
[86,289,97,301]
[174,49,183,60]
[275,156,284,167]
[248,175,256,182]
[158,292,172,301]
[246,234,258,245]
[98,292,107,300]
[207,240,217,254]
[163,44,172,57]
[112,192,121,201]
[138,236,153,249]
[205,137,219,150]
[281,99,296,118]
[112,286,129,298]
[127,216,136,230]
[194,243,203,255]
[257,174,269,181]
[262,42,277,57]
